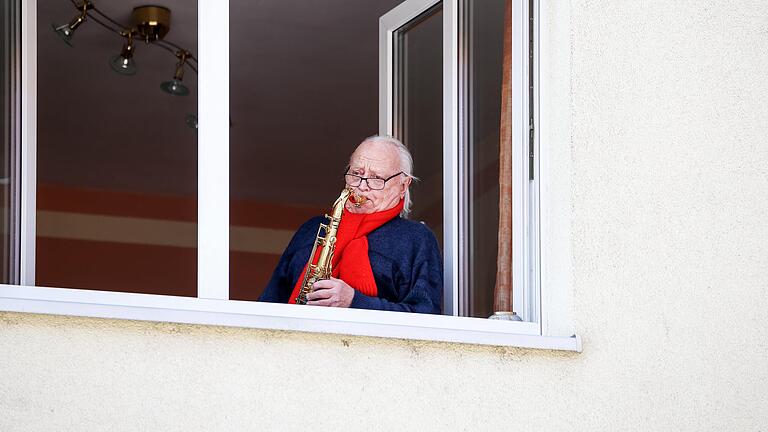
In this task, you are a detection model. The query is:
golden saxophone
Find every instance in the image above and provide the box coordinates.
[295,187,365,305]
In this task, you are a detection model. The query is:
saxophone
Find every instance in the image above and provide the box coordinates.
[295,187,365,304]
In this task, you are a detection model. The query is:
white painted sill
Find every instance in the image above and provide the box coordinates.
[0,284,581,352]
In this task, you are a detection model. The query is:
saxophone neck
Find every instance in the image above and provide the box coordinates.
[331,188,353,218]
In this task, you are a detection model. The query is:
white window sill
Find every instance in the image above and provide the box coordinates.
[0,284,581,352]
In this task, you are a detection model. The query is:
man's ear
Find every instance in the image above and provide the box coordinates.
[400,177,411,198]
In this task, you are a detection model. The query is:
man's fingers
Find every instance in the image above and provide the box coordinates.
[307,298,333,307]
[306,288,333,301]
[304,278,349,307]
[312,279,337,290]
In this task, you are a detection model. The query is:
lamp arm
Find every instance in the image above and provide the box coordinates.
[91,5,131,33]
[153,41,198,73]
[156,40,199,65]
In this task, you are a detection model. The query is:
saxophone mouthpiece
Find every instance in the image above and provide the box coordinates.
[350,191,367,208]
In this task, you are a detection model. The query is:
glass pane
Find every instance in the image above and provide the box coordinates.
[394,5,444,246]
[36,1,198,295]
[467,0,507,318]
[0,0,17,283]
[229,0,409,301]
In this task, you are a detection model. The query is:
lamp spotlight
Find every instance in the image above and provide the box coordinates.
[185,114,198,131]
[109,33,137,75]
[160,50,191,96]
[51,1,91,47]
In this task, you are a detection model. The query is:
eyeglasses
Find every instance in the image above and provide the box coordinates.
[344,170,405,190]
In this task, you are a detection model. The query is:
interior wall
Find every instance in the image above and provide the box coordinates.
[36,0,405,296]
[34,184,324,299]
[36,0,199,196]
[229,0,406,206]
[2,1,767,430]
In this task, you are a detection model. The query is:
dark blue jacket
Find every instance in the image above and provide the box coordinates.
[259,216,443,314]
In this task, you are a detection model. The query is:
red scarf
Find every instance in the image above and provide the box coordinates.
[288,200,404,304]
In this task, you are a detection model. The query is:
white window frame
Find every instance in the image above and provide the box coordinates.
[0,0,580,351]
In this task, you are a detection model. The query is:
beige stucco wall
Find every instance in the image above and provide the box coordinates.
[2,0,768,430]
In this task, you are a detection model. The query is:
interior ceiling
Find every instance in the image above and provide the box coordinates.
[38,0,405,206]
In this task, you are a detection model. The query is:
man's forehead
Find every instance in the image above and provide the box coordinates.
[349,142,399,171]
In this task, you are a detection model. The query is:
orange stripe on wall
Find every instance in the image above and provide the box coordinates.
[36,237,281,299]
[38,184,197,222]
[37,184,326,230]
[36,184,298,297]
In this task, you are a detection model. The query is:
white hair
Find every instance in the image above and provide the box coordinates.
[356,135,418,218]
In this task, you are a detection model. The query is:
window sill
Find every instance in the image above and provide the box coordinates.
[0,284,581,352]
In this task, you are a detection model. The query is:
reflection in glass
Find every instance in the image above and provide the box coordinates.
[466,0,507,318]
[1,0,18,283]
[394,5,444,247]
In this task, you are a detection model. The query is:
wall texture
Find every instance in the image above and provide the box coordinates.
[2,0,768,430]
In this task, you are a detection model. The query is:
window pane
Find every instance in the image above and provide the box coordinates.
[394,5,444,246]
[36,1,198,295]
[0,0,17,283]
[229,0,410,301]
[467,0,507,318]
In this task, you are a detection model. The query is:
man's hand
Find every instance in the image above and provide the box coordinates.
[306,277,355,308]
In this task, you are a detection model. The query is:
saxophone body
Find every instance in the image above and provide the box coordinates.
[295,187,362,305]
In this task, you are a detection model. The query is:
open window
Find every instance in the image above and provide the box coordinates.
[1,0,579,351]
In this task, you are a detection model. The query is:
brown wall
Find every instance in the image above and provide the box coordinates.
[36,184,324,300]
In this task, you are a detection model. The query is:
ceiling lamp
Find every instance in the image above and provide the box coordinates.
[51,1,90,47]
[160,50,191,96]
[132,5,171,42]
[185,114,198,131]
[52,1,197,95]
[108,32,137,75]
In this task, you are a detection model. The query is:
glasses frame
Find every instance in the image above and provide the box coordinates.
[343,168,405,190]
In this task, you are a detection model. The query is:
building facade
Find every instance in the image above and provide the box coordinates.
[2,0,767,430]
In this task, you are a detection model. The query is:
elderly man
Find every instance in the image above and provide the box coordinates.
[258,135,443,314]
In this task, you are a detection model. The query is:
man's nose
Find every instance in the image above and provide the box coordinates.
[357,179,371,192]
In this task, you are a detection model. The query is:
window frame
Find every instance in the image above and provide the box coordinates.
[2,0,23,284]
[0,0,580,351]
[379,0,458,314]
[19,0,34,286]
[379,0,538,324]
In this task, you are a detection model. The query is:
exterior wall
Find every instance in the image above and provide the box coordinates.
[2,1,767,430]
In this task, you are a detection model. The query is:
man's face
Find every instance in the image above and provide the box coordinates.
[345,140,410,214]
